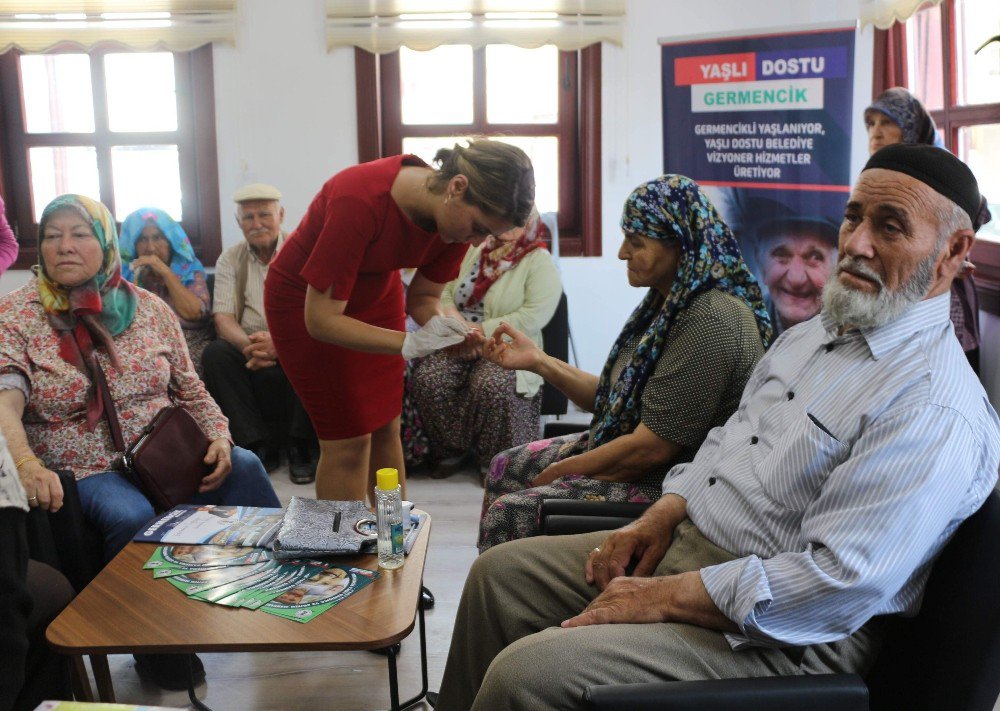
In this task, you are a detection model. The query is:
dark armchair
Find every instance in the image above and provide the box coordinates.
[24,470,103,593]
[540,490,1000,711]
[540,291,569,419]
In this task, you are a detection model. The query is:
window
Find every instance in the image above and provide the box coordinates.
[906,0,1000,241]
[880,0,1000,309]
[356,44,602,256]
[0,46,221,270]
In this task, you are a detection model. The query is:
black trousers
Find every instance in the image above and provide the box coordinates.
[201,339,315,449]
[0,509,73,711]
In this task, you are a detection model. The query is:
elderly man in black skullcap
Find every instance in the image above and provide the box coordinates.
[431,143,999,711]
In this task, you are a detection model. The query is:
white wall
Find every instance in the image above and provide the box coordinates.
[213,0,359,248]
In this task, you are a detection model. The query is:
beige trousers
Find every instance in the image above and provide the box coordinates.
[436,521,883,711]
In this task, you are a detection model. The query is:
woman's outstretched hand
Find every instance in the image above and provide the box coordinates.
[484,322,542,372]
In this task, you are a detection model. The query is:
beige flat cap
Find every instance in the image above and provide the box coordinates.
[232,183,282,203]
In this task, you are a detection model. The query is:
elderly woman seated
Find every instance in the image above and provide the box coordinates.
[0,195,279,690]
[478,176,771,552]
[404,207,562,480]
[118,207,214,375]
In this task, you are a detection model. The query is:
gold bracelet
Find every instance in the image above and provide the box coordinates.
[14,455,42,471]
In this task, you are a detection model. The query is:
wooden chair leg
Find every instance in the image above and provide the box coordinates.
[90,654,115,702]
[71,655,94,701]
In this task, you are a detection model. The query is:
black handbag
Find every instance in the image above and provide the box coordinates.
[95,361,211,511]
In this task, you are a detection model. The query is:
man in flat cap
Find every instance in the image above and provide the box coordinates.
[202,184,317,485]
[432,144,999,710]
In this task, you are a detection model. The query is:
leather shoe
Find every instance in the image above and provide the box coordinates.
[288,443,316,485]
[134,653,205,691]
[421,586,435,609]
[251,443,281,474]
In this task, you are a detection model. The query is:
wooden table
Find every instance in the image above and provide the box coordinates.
[47,515,431,711]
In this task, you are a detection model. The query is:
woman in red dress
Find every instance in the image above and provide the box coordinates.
[265,140,534,502]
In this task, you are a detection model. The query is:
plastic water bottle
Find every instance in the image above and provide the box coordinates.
[375,467,404,570]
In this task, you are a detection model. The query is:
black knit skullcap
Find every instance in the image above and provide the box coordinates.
[863,143,981,229]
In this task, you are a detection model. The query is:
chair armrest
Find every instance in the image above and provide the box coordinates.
[539,499,651,536]
[583,674,869,711]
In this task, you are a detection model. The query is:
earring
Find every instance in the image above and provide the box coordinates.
[445,193,453,204]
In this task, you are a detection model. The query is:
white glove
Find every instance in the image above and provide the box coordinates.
[401,316,469,360]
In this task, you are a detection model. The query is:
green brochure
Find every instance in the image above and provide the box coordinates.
[262,566,379,623]
[144,545,273,578]
[218,560,333,610]
[165,561,277,595]
[188,564,289,606]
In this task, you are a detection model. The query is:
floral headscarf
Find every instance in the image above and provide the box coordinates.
[118,207,205,287]
[37,194,137,430]
[589,175,771,448]
[865,87,944,148]
[465,206,548,308]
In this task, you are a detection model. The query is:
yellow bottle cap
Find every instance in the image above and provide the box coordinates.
[376,467,399,490]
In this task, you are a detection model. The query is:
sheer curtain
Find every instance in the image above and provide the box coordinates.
[325,0,625,53]
[0,0,236,53]
[858,0,945,30]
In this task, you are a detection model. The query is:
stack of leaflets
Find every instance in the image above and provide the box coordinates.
[136,504,428,556]
[133,505,285,547]
[143,544,378,623]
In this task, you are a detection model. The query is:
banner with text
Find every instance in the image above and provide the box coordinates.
[661,27,856,336]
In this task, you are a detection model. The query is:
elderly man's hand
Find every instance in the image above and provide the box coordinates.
[242,331,278,370]
[18,461,64,513]
[561,575,674,628]
[200,438,233,492]
[585,511,678,590]
[561,569,737,633]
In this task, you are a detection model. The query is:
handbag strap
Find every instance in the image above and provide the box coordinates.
[93,359,126,453]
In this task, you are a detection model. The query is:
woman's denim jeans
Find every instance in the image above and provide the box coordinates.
[77,446,280,560]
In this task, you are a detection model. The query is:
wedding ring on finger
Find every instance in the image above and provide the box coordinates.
[28,495,38,504]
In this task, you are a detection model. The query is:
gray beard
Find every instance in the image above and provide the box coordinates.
[822,253,935,329]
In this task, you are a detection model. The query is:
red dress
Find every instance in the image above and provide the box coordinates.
[265,155,468,439]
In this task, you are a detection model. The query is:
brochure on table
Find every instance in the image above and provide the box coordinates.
[132,505,283,547]
[143,546,378,623]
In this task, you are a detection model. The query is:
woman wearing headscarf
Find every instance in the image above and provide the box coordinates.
[864,87,986,372]
[0,195,278,690]
[477,175,771,552]
[405,206,562,479]
[118,207,214,374]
